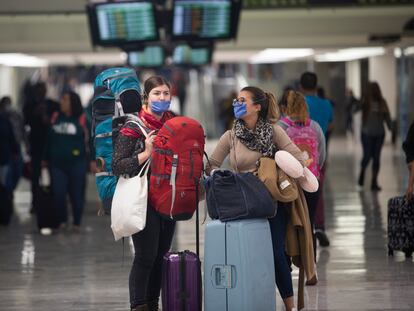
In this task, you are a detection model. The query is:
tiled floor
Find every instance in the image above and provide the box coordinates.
[0,137,413,311]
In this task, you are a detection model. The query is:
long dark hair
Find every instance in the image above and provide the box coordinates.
[143,76,171,105]
[241,86,280,122]
[362,82,389,122]
[63,91,83,118]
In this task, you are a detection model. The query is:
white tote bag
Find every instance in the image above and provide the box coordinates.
[111,160,150,241]
[111,118,150,241]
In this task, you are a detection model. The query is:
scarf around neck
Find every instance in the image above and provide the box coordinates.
[234,118,276,157]
[139,106,174,130]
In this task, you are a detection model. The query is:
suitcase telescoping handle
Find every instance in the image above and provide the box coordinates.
[196,180,200,257]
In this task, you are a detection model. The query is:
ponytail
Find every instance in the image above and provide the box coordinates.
[286,90,308,122]
[265,91,280,123]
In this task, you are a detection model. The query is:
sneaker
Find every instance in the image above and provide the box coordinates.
[40,227,52,236]
[315,229,330,247]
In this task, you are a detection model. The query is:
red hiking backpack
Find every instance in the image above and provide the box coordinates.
[149,116,205,220]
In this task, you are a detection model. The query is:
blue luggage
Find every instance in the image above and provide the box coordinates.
[204,219,276,311]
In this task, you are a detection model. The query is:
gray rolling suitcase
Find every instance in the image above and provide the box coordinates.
[204,219,276,311]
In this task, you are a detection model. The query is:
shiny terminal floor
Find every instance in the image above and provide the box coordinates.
[1,136,413,311]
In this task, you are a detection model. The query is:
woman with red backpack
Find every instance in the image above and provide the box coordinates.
[278,90,326,267]
[112,76,175,311]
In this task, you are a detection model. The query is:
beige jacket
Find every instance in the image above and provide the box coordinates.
[206,125,307,173]
[286,187,316,310]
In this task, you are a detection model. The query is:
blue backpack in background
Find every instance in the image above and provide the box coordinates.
[91,67,142,214]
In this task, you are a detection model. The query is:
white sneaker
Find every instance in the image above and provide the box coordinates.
[40,227,52,236]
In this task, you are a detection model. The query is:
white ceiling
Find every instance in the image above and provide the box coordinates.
[0,2,413,63]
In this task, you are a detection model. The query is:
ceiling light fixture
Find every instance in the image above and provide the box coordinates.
[249,48,314,64]
[0,53,48,67]
[315,47,386,62]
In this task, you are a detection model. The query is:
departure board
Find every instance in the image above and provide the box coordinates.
[128,46,164,67]
[243,0,414,9]
[173,45,211,65]
[96,2,158,43]
[172,0,233,39]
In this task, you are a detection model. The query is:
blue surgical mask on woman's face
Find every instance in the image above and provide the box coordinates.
[150,101,171,114]
[233,101,247,119]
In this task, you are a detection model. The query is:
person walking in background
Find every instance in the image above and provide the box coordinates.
[112,76,175,311]
[43,90,89,232]
[206,85,309,311]
[316,86,335,150]
[0,111,19,225]
[0,96,25,195]
[278,90,326,264]
[23,82,59,213]
[344,88,361,136]
[219,90,238,131]
[358,82,391,191]
[300,72,333,248]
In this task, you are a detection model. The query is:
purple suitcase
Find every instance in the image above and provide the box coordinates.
[162,250,202,311]
[161,185,202,311]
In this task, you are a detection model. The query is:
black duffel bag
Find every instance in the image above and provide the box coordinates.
[205,169,276,222]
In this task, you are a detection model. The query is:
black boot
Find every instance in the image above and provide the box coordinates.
[147,299,159,311]
[371,169,381,191]
[358,169,365,187]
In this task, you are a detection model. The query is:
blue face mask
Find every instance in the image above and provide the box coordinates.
[233,102,247,119]
[151,101,171,114]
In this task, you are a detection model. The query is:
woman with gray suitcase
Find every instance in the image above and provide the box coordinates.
[206,86,309,311]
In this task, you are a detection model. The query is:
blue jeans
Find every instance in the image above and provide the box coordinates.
[268,203,294,299]
[50,160,87,226]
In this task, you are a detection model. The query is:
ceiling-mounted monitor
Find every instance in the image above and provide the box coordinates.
[127,46,165,68]
[171,0,241,41]
[172,44,213,66]
[87,1,159,47]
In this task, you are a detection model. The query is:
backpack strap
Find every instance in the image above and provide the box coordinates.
[169,154,179,219]
[125,118,149,138]
[114,100,125,118]
[280,116,293,127]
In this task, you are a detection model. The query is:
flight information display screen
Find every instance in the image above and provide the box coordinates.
[128,46,164,67]
[243,0,414,9]
[172,0,236,40]
[173,44,211,66]
[88,1,159,47]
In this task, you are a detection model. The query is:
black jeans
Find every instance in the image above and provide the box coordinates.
[304,189,321,260]
[360,133,385,175]
[129,206,176,308]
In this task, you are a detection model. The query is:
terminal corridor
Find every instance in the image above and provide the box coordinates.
[0,137,413,311]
